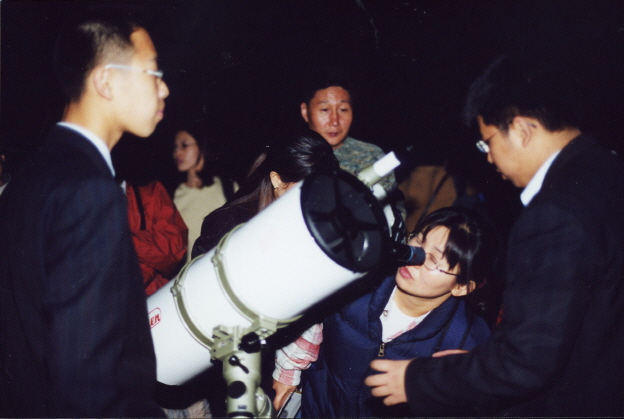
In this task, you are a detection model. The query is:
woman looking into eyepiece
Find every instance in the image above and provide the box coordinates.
[273,206,498,418]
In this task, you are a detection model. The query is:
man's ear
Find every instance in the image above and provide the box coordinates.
[510,116,538,147]
[451,280,476,297]
[92,66,114,100]
[300,103,310,123]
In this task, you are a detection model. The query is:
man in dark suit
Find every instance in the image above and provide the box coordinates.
[0,11,169,417]
[365,55,624,416]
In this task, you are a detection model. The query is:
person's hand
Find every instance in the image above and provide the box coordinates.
[272,379,298,411]
[364,359,411,405]
[432,349,469,357]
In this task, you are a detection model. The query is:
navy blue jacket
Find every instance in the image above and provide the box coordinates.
[301,275,491,418]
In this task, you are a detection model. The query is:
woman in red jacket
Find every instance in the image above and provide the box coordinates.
[125,180,188,296]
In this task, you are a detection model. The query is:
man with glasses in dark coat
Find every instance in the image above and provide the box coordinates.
[366,54,624,417]
[0,9,169,417]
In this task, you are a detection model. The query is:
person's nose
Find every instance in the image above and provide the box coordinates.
[329,110,339,126]
[159,79,170,99]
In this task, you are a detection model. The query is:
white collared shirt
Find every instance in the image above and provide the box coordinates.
[520,150,561,207]
[57,122,115,177]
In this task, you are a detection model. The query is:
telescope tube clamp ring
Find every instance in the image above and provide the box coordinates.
[211,224,302,334]
[170,224,301,352]
[170,253,215,349]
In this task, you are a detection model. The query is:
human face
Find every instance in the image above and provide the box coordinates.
[111,28,169,138]
[301,86,353,149]
[477,116,527,188]
[395,226,466,303]
[173,130,203,173]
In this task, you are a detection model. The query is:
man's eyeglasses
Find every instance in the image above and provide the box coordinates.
[104,64,164,80]
[475,130,500,154]
[476,139,490,154]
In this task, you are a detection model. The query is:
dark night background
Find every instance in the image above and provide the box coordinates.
[2,0,624,232]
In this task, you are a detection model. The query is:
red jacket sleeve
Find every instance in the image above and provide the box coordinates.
[126,181,188,294]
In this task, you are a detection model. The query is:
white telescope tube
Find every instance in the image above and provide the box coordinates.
[147,169,388,385]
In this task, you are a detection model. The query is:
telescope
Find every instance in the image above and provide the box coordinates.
[147,152,418,417]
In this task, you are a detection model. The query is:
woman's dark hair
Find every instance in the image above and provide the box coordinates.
[414,207,499,312]
[229,130,339,212]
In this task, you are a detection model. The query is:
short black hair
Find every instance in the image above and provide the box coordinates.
[53,7,145,103]
[414,207,498,290]
[300,66,354,106]
[462,53,585,132]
